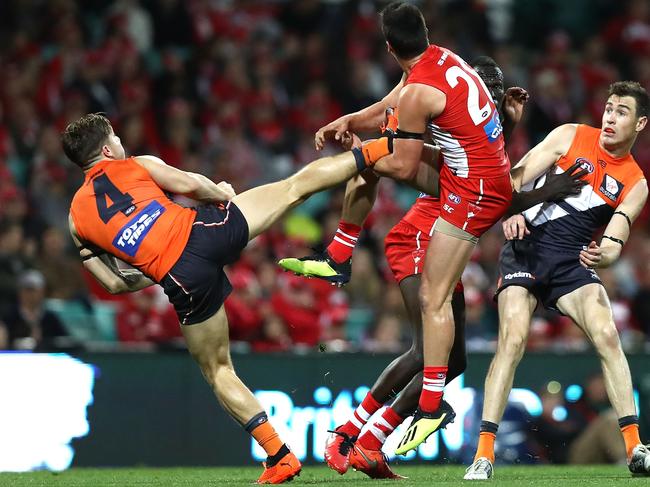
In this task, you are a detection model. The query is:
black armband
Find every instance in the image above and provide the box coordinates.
[602,235,625,246]
[79,244,105,261]
[395,129,424,140]
[614,211,632,228]
[351,147,368,173]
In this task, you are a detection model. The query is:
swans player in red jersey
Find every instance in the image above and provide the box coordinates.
[280,50,586,476]
[286,2,513,455]
[364,4,515,454]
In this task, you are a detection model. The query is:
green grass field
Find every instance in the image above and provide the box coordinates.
[0,465,645,487]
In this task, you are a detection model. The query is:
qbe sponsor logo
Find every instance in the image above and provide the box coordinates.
[112,200,166,257]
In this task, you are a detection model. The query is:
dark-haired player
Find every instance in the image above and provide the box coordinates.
[313,3,515,457]
[62,113,396,484]
[465,81,650,479]
[280,48,586,477]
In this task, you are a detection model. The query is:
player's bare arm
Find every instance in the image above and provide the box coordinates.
[370,141,440,195]
[134,155,234,202]
[507,160,588,215]
[315,75,406,150]
[580,179,649,268]
[68,214,154,294]
[510,123,578,191]
[373,83,445,181]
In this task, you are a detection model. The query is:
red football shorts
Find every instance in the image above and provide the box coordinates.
[438,164,512,238]
[384,219,463,292]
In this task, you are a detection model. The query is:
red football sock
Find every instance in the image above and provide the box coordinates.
[326,221,361,264]
[339,392,382,437]
[359,406,404,450]
[419,366,447,413]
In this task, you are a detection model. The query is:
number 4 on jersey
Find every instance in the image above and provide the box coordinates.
[93,173,135,223]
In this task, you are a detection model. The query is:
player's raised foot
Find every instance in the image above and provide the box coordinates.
[257,446,302,484]
[278,250,351,287]
[394,400,456,455]
[628,444,650,475]
[464,457,494,480]
[349,443,407,479]
[324,426,357,474]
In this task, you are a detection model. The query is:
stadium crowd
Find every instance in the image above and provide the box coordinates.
[1,0,650,353]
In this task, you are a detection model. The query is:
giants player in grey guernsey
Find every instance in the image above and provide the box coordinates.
[465,81,650,479]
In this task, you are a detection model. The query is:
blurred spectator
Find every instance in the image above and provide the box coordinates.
[116,287,181,344]
[0,221,33,314]
[533,384,585,463]
[251,314,292,353]
[0,0,648,352]
[270,274,322,347]
[527,68,573,145]
[568,374,626,464]
[35,226,87,300]
[362,313,405,353]
[346,247,382,308]
[225,267,264,342]
[0,269,67,350]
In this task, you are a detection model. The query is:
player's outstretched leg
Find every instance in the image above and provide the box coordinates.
[182,306,301,484]
[465,285,536,480]
[278,171,379,287]
[557,284,650,476]
[233,147,388,243]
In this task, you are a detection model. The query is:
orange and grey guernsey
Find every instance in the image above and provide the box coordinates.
[522,125,645,251]
[70,157,196,282]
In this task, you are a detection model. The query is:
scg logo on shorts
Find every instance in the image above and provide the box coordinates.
[112,200,166,257]
[504,271,534,280]
[448,193,461,204]
[575,157,594,174]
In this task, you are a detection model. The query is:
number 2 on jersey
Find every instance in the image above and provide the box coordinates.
[445,62,492,126]
[93,173,135,224]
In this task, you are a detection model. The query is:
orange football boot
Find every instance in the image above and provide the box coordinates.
[257,449,302,484]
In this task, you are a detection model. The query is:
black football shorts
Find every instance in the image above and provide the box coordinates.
[160,202,249,325]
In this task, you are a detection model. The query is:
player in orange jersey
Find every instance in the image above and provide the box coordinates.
[465,81,650,479]
[62,113,402,484]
